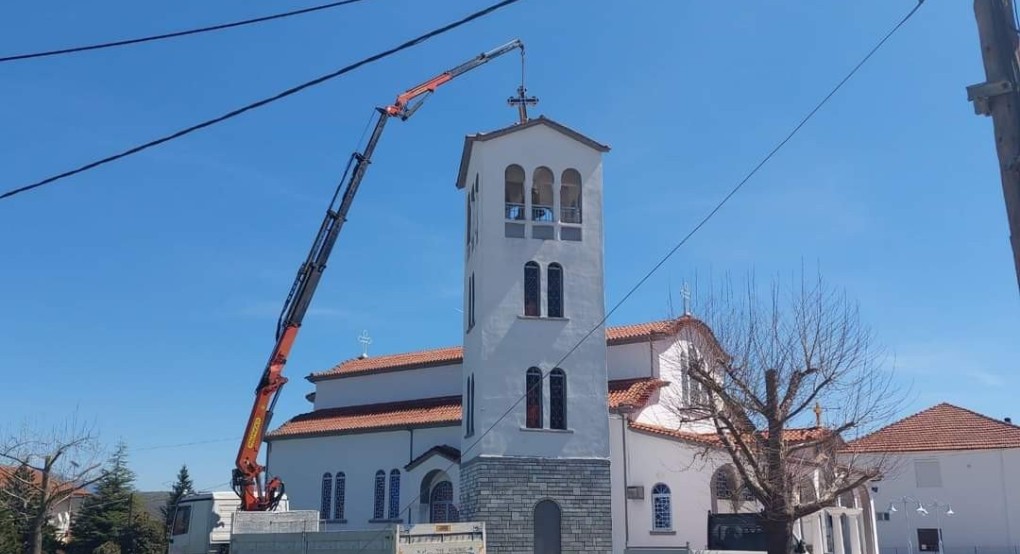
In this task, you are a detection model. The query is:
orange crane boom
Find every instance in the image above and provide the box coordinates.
[232,38,525,512]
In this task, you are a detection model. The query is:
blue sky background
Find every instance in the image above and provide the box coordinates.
[2,0,1017,491]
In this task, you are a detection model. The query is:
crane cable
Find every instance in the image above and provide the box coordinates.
[0,0,371,64]
[0,0,524,202]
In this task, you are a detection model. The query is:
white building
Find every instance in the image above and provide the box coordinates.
[846,403,1020,554]
[265,115,879,554]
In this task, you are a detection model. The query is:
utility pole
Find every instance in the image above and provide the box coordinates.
[969,0,1020,293]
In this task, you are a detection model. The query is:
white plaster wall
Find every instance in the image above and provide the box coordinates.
[607,341,656,381]
[866,449,1020,553]
[461,122,610,461]
[611,422,716,551]
[266,425,460,529]
[312,363,461,410]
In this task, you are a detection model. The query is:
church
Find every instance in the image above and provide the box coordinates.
[264,115,880,554]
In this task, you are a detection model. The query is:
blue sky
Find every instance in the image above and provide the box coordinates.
[1,0,1017,491]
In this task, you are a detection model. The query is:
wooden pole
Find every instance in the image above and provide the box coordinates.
[969,0,1020,293]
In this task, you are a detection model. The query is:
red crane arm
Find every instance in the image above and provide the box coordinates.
[231,38,524,512]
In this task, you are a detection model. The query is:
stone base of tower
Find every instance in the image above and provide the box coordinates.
[460,456,612,554]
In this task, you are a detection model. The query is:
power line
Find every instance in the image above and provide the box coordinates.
[0,0,370,64]
[134,437,240,452]
[352,2,926,549]
[0,0,523,202]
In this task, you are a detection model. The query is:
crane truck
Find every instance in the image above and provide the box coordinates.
[167,38,526,554]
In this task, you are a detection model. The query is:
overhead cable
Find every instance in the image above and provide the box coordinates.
[0,0,523,202]
[353,3,927,550]
[0,0,370,64]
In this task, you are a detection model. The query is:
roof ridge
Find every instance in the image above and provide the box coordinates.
[936,401,1018,429]
[847,402,945,447]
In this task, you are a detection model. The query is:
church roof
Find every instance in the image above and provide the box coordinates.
[405,445,461,471]
[844,402,1020,453]
[309,316,711,381]
[268,396,462,439]
[269,378,666,440]
[628,422,831,448]
[455,115,609,189]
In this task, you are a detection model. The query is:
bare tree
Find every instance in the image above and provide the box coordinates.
[666,272,901,554]
[1,414,106,554]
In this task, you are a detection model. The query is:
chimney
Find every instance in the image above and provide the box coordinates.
[1006,417,1013,424]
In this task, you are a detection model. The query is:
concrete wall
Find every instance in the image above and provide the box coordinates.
[868,449,1020,554]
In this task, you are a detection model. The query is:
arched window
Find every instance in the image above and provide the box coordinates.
[560,169,582,223]
[505,165,525,220]
[388,469,401,520]
[534,500,561,554]
[373,470,385,519]
[547,263,563,318]
[532,167,554,222]
[740,484,756,502]
[652,483,672,530]
[320,473,332,520]
[549,368,566,430]
[526,367,543,428]
[429,481,459,523]
[333,472,346,521]
[713,468,734,499]
[524,262,540,316]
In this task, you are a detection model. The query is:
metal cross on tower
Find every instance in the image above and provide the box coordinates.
[507,47,538,123]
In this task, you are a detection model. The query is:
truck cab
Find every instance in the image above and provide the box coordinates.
[168,491,290,554]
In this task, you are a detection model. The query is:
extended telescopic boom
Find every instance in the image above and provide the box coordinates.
[232,39,525,512]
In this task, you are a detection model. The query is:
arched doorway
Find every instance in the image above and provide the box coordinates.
[429,481,459,523]
[534,499,561,554]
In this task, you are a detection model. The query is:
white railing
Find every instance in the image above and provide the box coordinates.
[505,203,525,220]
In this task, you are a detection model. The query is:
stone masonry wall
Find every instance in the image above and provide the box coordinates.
[460,456,612,554]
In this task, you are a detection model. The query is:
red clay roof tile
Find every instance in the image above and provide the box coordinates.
[270,378,665,439]
[310,317,710,381]
[844,403,1020,453]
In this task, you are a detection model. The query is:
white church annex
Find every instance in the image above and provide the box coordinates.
[264,116,880,554]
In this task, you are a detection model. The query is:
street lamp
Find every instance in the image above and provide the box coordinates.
[922,501,954,554]
[889,496,925,554]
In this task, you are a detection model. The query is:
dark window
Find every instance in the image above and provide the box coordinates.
[171,505,191,536]
[505,165,525,220]
[373,470,385,519]
[469,375,475,435]
[918,529,941,552]
[547,263,563,317]
[560,169,582,223]
[534,500,562,554]
[532,167,555,222]
[466,195,472,247]
[652,483,672,530]
[320,473,333,520]
[526,367,543,428]
[713,468,733,499]
[429,481,459,523]
[524,262,540,316]
[388,470,401,520]
[334,472,346,521]
[549,368,566,430]
[467,273,475,332]
[465,375,475,437]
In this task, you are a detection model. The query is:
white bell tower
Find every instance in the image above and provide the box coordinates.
[456,115,612,554]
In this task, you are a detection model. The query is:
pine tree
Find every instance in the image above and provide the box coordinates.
[67,443,135,554]
[160,465,193,538]
[1,464,40,551]
[0,502,22,554]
